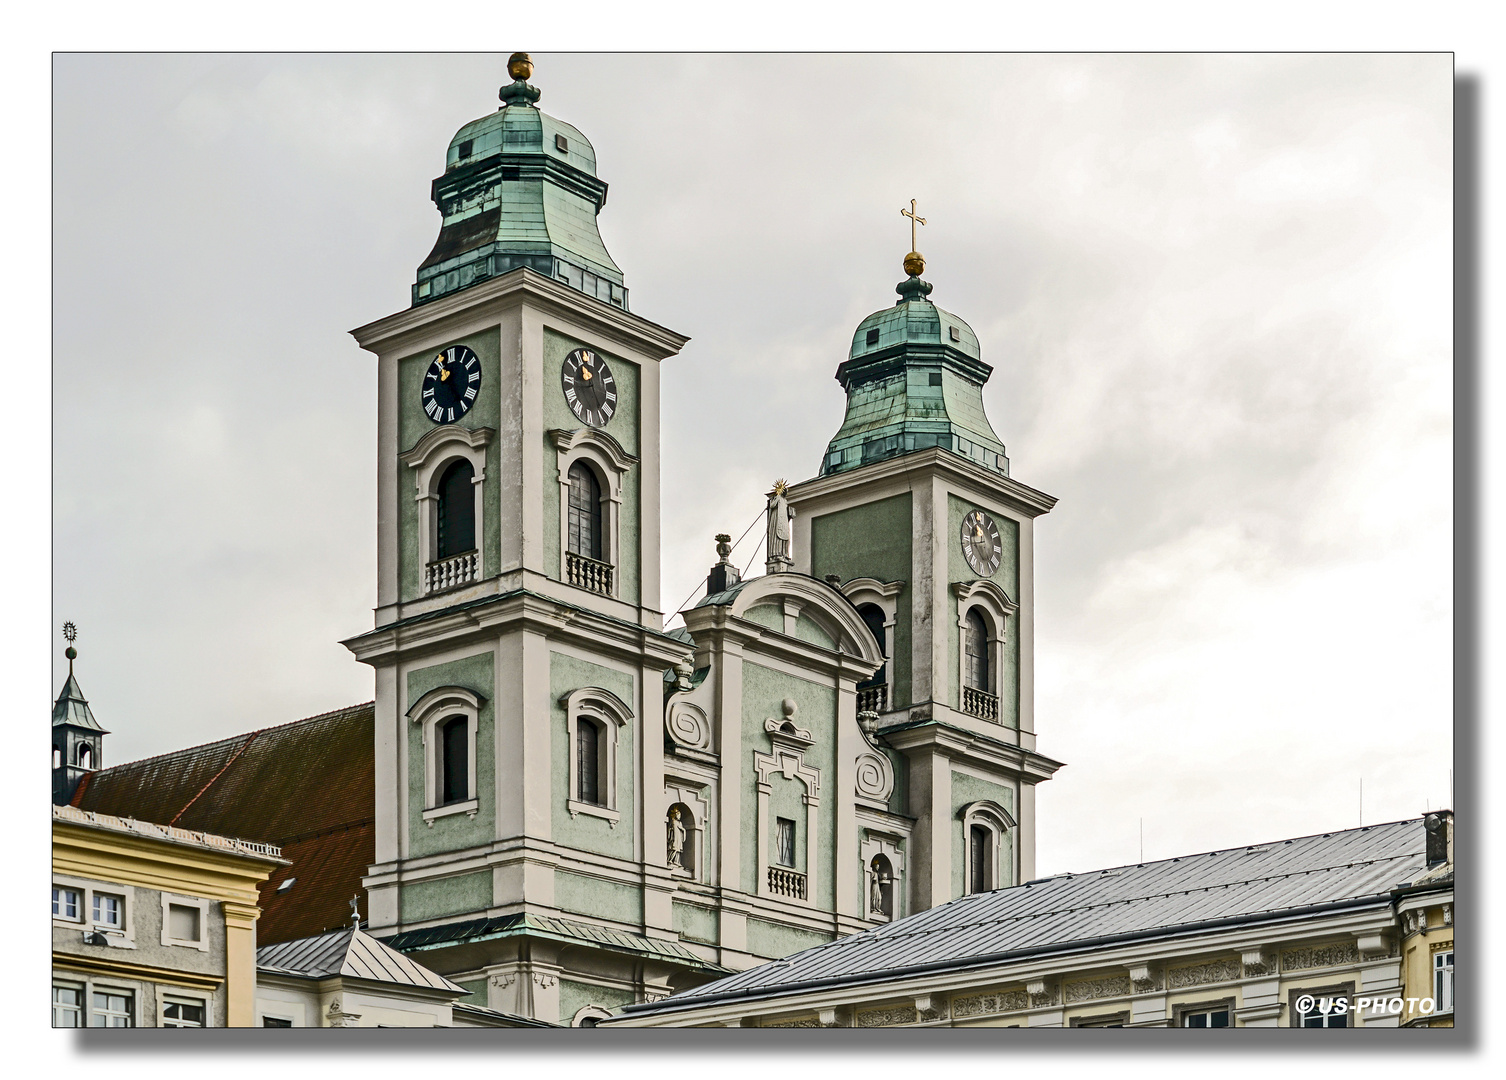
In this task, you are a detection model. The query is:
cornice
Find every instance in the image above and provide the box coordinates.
[879,720,1064,782]
[786,446,1058,519]
[350,268,689,361]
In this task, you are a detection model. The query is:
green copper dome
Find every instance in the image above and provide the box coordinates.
[414,59,627,309]
[820,266,1008,478]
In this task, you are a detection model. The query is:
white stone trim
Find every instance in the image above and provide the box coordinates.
[959,799,1016,893]
[400,426,493,592]
[160,891,212,951]
[407,686,486,821]
[860,831,906,921]
[753,743,822,905]
[562,686,633,825]
[54,872,136,948]
[664,780,712,881]
[841,578,904,686]
[159,988,214,1027]
[551,427,638,599]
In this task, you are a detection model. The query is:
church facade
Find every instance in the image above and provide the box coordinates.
[335,54,1063,1025]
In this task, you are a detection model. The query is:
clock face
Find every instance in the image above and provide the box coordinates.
[960,509,1002,577]
[561,348,617,428]
[421,344,481,424]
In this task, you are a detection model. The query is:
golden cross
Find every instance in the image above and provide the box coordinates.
[901,199,926,252]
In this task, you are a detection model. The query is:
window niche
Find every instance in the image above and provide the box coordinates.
[160,892,211,951]
[840,578,904,716]
[551,427,638,599]
[562,686,634,826]
[399,424,493,597]
[407,686,485,825]
[959,800,1016,895]
[951,579,1017,725]
[754,712,822,904]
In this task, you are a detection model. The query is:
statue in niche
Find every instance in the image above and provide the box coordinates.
[765,479,795,574]
[667,805,688,870]
[870,856,893,917]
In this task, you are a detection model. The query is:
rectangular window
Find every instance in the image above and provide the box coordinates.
[53,887,80,920]
[52,985,83,1028]
[163,999,206,1028]
[1435,950,1454,1013]
[1182,1007,1231,1028]
[93,892,123,928]
[90,990,133,1027]
[168,903,201,943]
[1295,995,1348,1028]
[776,818,796,867]
[576,720,600,805]
[263,1016,293,1027]
[969,825,990,894]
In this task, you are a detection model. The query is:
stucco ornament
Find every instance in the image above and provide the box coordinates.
[854,750,894,804]
[665,701,711,751]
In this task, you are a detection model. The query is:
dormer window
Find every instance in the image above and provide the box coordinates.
[555,133,569,153]
[457,139,473,160]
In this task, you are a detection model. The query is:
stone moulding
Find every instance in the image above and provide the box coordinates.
[762,1015,821,1028]
[1064,975,1133,1003]
[1167,957,1241,989]
[1281,942,1361,972]
[951,988,1030,1018]
[857,1005,918,1028]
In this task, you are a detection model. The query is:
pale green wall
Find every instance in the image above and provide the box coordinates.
[406,652,496,859]
[672,901,718,945]
[397,328,502,602]
[542,329,641,604]
[946,494,1020,728]
[949,771,1016,896]
[746,918,832,959]
[740,662,836,906]
[555,870,642,925]
[550,651,636,859]
[454,977,487,1004]
[809,493,913,705]
[742,605,782,633]
[792,614,835,649]
[400,870,493,923]
[559,979,635,1023]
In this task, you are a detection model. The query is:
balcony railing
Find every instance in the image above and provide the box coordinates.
[857,684,888,715]
[768,865,807,900]
[962,685,1000,723]
[426,550,479,595]
[566,551,614,596]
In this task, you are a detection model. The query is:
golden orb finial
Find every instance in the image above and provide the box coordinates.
[903,251,925,277]
[507,52,534,82]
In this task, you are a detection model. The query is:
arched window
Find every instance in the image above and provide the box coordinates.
[436,459,476,559]
[567,462,603,561]
[439,716,468,805]
[964,609,990,692]
[53,745,61,770]
[857,604,887,687]
[76,744,92,770]
[576,717,602,804]
[969,823,991,894]
[667,803,695,875]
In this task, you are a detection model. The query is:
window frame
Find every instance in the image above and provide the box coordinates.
[53,885,82,922]
[1434,949,1454,1015]
[399,423,493,597]
[1289,984,1354,1028]
[53,982,84,1028]
[951,580,1018,722]
[53,874,137,946]
[566,460,605,561]
[434,457,479,561]
[775,817,797,868]
[840,578,904,710]
[406,686,485,824]
[551,426,639,600]
[160,892,212,951]
[89,986,135,1028]
[1179,1002,1234,1028]
[160,994,210,1028]
[958,800,1016,895]
[562,686,634,826]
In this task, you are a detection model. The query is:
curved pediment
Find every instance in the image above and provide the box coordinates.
[726,573,884,668]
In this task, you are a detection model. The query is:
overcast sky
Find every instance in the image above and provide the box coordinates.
[52,52,1452,877]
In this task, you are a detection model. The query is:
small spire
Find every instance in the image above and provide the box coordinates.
[350,894,362,930]
[499,52,542,108]
[897,199,934,302]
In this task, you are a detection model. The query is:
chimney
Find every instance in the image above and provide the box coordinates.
[1424,810,1453,868]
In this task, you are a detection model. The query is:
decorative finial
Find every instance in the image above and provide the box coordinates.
[715,533,733,565]
[897,199,933,302]
[62,621,78,668]
[500,52,542,107]
[350,894,361,930]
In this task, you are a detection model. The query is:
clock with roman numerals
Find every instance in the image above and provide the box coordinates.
[421,344,482,424]
[561,348,617,428]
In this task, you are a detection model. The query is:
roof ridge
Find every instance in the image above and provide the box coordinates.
[84,701,375,775]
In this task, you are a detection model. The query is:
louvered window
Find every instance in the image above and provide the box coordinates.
[436,459,476,558]
[440,715,468,805]
[577,718,601,804]
[567,462,602,560]
[964,609,989,691]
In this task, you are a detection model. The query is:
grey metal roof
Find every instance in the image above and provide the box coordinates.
[627,818,1427,1015]
[53,672,106,733]
[258,926,465,993]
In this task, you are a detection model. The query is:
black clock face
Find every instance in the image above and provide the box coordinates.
[561,348,617,428]
[422,344,481,424]
[960,509,1002,577]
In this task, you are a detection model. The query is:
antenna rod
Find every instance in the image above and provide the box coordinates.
[1139,818,1144,863]
[1359,777,1363,827]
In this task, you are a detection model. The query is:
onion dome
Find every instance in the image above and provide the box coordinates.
[414,53,627,310]
[821,251,1009,477]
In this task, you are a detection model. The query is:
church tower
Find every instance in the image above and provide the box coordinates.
[787,229,1064,910]
[342,56,704,1024]
[53,627,106,806]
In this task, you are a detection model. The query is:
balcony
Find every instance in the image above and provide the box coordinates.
[426,550,478,595]
[566,551,614,596]
[857,684,888,715]
[768,865,807,900]
[962,685,999,723]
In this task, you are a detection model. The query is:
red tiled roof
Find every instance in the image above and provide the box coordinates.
[72,702,374,945]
